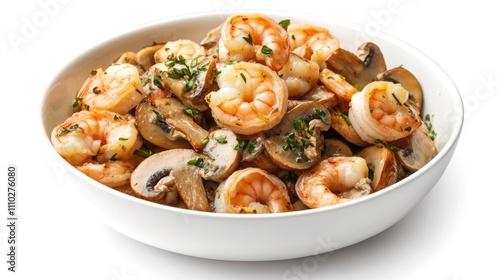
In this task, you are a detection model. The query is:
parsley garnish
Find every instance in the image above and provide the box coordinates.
[261,46,273,56]
[279,19,291,30]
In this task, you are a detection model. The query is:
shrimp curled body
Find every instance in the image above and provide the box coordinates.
[295,156,372,208]
[215,167,294,214]
[349,81,422,144]
[76,63,144,115]
[206,61,288,135]
[51,109,142,187]
[219,13,290,71]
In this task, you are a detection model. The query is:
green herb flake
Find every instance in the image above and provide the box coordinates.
[215,135,228,144]
[151,109,164,122]
[391,93,403,106]
[72,97,83,108]
[56,124,79,137]
[243,34,253,45]
[424,114,437,141]
[134,149,153,158]
[337,113,351,126]
[90,69,97,75]
[261,46,273,57]
[315,109,328,123]
[240,73,247,83]
[118,137,128,141]
[187,157,204,167]
[248,139,257,154]
[279,19,291,30]
[183,108,199,118]
[153,76,165,90]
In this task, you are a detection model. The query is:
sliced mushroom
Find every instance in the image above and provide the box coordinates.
[322,137,353,158]
[135,97,209,150]
[136,43,164,73]
[114,51,138,66]
[389,129,438,173]
[377,66,423,114]
[325,42,387,89]
[329,108,370,147]
[201,128,241,182]
[130,149,210,211]
[264,101,331,171]
[161,57,217,112]
[291,85,338,110]
[356,145,399,192]
[237,133,280,174]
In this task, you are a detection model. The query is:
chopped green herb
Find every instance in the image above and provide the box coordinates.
[315,109,328,123]
[56,124,79,137]
[201,138,209,146]
[72,97,83,108]
[90,69,97,75]
[240,73,247,83]
[243,34,253,45]
[134,149,153,158]
[151,109,164,122]
[118,137,128,141]
[279,19,291,30]
[337,113,351,126]
[248,139,257,154]
[187,157,204,167]
[260,46,273,56]
[424,114,437,141]
[391,93,402,106]
[374,138,387,146]
[183,108,199,119]
[153,76,165,90]
[215,135,228,144]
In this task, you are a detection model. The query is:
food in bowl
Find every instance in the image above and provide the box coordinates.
[49,12,439,214]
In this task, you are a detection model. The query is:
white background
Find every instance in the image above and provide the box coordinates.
[1,0,498,279]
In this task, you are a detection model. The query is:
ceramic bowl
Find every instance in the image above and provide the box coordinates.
[41,10,463,261]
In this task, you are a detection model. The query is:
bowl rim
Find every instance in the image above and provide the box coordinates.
[41,9,464,220]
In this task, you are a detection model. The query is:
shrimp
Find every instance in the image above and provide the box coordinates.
[277,53,320,99]
[348,81,422,144]
[77,160,139,188]
[319,68,358,101]
[218,13,290,71]
[76,63,144,115]
[295,157,372,209]
[154,39,206,64]
[206,61,288,135]
[287,24,340,69]
[214,167,294,214]
[51,109,143,186]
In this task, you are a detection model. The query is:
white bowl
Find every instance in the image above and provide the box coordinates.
[41,10,463,261]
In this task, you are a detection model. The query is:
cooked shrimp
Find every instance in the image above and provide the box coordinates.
[77,160,139,188]
[319,68,358,101]
[218,13,290,71]
[51,109,142,167]
[348,81,422,144]
[76,63,144,115]
[154,39,206,64]
[295,156,372,208]
[214,167,294,214]
[278,53,320,99]
[206,61,288,135]
[288,24,340,68]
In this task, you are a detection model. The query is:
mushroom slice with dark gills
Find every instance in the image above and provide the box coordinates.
[130,129,240,211]
[377,66,424,115]
[325,42,387,89]
[389,128,438,173]
[135,97,209,151]
[130,149,210,211]
[357,145,399,192]
[264,101,331,171]
[236,133,280,174]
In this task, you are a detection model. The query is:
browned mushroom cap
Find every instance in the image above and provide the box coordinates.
[356,145,399,192]
[325,42,387,89]
[389,128,438,173]
[161,57,217,112]
[264,101,331,171]
[236,133,280,174]
[329,108,370,147]
[322,138,353,158]
[201,128,241,182]
[135,97,209,151]
[377,66,423,114]
[136,43,164,74]
[130,149,210,211]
